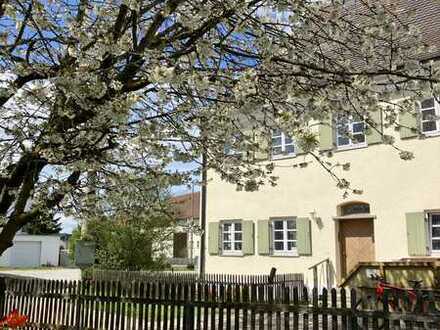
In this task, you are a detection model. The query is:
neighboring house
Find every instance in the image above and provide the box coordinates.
[0,233,61,268]
[169,192,201,267]
[205,1,440,287]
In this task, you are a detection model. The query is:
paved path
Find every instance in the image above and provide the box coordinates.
[0,267,81,280]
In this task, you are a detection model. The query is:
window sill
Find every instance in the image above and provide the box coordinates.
[225,153,243,159]
[271,153,296,160]
[423,130,440,138]
[221,252,244,257]
[271,252,299,257]
[336,143,368,152]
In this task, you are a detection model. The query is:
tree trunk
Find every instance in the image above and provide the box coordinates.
[0,219,24,255]
[0,156,47,256]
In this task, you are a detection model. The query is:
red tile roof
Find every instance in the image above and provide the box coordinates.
[170,192,200,220]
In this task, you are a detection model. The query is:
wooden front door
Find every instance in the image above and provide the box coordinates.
[340,219,375,278]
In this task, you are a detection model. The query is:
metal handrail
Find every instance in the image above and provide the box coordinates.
[309,258,331,289]
[308,257,330,270]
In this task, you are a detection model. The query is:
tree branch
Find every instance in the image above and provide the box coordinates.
[0,0,7,18]
[113,4,129,41]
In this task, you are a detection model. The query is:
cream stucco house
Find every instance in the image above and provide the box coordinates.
[204,1,440,288]
[168,192,201,268]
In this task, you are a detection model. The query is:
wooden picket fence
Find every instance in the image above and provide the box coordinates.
[1,276,440,329]
[83,269,304,287]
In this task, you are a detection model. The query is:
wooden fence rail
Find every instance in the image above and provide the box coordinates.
[82,269,304,286]
[1,277,440,329]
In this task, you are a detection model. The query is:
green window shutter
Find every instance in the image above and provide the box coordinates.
[257,220,270,255]
[297,217,312,255]
[366,109,383,145]
[406,212,428,256]
[399,110,419,139]
[208,222,220,255]
[242,221,254,255]
[254,129,269,161]
[318,118,334,151]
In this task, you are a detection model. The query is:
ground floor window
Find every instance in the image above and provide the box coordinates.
[222,221,242,255]
[272,218,297,255]
[429,213,440,253]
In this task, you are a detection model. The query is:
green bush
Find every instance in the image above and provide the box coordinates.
[68,226,82,261]
[89,217,172,271]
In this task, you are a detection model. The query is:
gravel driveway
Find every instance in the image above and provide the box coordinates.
[0,267,81,281]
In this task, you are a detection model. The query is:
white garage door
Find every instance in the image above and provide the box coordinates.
[10,241,42,268]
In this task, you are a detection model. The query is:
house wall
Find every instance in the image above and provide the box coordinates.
[181,229,201,261]
[163,221,201,265]
[205,117,440,287]
[0,234,61,267]
[168,192,201,266]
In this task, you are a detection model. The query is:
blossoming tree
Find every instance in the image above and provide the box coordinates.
[0,0,438,254]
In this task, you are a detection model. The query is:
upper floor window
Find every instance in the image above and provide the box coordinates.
[336,114,366,149]
[222,221,242,255]
[271,129,295,158]
[419,97,440,135]
[272,218,297,255]
[429,213,440,253]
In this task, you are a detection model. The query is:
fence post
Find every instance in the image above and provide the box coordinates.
[313,267,318,289]
[350,288,358,330]
[183,304,195,330]
[183,283,195,330]
[74,281,82,330]
[268,267,277,284]
[0,277,5,316]
[382,291,390,330]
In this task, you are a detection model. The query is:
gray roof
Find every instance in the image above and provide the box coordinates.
[349,0,440,61]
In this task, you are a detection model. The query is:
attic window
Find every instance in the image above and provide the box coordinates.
[340,202,370,216]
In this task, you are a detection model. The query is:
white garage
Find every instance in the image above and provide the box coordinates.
[0,234,60,268]
[10,241,42,268]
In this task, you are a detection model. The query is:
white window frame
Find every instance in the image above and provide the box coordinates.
[271,218,297,256]
[221,221,243,256]
[419,97,440,136]
[271,130,295,159]
[428,212,440,255]
[335,114,367,150]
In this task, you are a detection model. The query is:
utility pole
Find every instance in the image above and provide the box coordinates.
[199,151,207,276]
[198,124,207,276]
